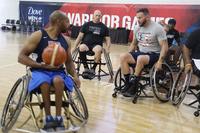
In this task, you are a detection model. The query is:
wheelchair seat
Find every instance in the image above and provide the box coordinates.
[72,47,114,81]
[1,69,88,133]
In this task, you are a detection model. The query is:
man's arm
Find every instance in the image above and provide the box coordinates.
[157,39,168,63]
[73,32,84,50]
[182,45,191,65]
[18,31,42,68]
[129,33,138,52]
[104,36,111,53]
[64,36,80,87]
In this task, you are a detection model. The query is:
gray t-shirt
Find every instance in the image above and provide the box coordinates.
[134,21,167,53]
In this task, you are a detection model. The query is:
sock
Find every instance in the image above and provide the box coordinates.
[79,51,88,69]
[124,74,130,84]
[46,115,53,122]
[55,116,63,121]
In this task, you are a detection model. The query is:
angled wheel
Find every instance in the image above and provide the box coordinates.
[64,83,88,127]
[171,68,192,106]
[151,63,173,102]
[1,75,29,132]
[72,47,79,62]
[103,49,114,78]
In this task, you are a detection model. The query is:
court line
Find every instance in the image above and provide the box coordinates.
[0,63,18,69]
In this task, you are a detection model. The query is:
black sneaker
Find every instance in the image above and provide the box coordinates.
[123,75,139,97]
[55,117,65,131]
[42,116,56,132]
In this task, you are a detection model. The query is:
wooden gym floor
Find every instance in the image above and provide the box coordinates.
[0,31,199,133]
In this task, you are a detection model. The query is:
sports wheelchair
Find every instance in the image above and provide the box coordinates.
[112,62,173,104]
[72,47,114,81]
[1,68,88,133]
[171,61,200,117]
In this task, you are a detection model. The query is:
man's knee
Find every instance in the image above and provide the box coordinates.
[136,55,149,65]
[120,53,129,62]
[92,45,102,54]
[79,44,89,52]
[53,76,64,86]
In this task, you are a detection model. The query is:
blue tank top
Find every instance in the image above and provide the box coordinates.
[33,29,69,70]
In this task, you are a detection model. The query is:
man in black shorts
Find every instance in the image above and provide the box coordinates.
[73,10,111,77]
[120,8,168,97]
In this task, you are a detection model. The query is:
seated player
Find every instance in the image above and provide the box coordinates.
[119,8,168,97]
[73,10,111,78]
[18,10,80,132]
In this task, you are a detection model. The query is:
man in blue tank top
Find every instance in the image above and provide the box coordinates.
[18,10,80,132]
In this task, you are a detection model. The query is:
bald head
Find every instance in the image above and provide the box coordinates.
[93,10,102,23]
[49,10,68,25]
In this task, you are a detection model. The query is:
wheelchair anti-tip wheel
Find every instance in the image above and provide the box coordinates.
[151,63,173,102]
[171,68,192,106]
[1,75,29,133]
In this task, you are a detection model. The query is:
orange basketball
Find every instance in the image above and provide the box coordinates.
[42,43,67,66]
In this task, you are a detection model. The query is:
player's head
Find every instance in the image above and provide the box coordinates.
[93,10,102,23]
[136,8,150,27]
[168,18,176,29]
[49,10,70,33]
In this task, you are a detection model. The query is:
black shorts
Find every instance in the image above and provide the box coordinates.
[129,51,160,68]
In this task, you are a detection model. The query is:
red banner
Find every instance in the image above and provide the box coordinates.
[59,3,200,33]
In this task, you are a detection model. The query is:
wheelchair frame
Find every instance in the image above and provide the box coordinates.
[72,47,114,81]
[1,69,88,133]
[112,62,173,103]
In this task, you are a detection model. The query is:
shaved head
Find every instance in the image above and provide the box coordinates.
[49,10,68,25]
[93,10,102,23]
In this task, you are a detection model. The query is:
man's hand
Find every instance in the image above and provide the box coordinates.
[155,61,162,70]
[184,63,192,74]
[41,63,61,70]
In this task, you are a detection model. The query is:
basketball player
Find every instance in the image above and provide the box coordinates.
[18,10,80,132]
[120,8,168,97]
[73,10,111,77]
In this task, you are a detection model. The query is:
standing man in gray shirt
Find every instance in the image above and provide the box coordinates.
[120,8,168,97]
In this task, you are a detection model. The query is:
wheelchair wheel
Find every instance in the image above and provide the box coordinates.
[72,47,79,62]
[65,84,88,125]
[103,49,114,77]
[151,63,173,102]
[113,68,126,95]
[1,75,29,132]
[171,68,192,106]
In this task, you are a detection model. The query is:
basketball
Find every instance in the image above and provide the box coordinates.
[42,43,67,66]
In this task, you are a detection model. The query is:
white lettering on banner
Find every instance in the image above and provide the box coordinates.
[67,13,75,24]
[102,15,111,27]
[82,14,90,24]
[27,7,43,22]
[122,16,131,29]
[28,7,42,15]
[67,13,171,30]
[111,15,120,28]
[73,13,81,26]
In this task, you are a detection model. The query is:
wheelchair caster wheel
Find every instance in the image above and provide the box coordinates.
[132,98,137,104]
[112,92,117,98]
[194,111,199,117]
